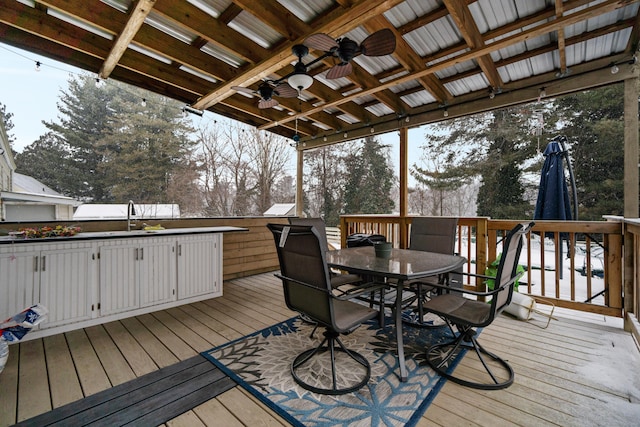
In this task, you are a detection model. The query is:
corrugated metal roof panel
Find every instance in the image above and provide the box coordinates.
[200,43,245,68]
[228,10,283,49]
[444,74,490,97]
[277,0,334,23]
[401,90,437,108]
[366,103,394,117]
[384,0,442,27]
[185,0,229,18]
[403,16,462,57]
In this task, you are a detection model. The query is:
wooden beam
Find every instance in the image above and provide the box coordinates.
[623,76,639,217]
[555,0,568,75]
[399,127,408,218]
[99,0,156,79]
[442,0,503,90]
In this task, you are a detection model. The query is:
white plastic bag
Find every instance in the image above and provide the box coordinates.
[0,304,48,374]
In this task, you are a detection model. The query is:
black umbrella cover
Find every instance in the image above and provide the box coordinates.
[534,141,572,221]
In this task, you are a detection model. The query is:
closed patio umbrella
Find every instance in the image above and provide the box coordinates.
[534,136,577,277]
[534,138,575,221]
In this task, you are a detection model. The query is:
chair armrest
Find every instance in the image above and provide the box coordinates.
[425,271,524,298]
[274,273,387,301]
[274,273,332,295]
[333,281,389,301]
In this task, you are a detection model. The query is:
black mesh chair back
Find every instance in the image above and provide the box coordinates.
[401,217,460,326]
[409,217,458,254]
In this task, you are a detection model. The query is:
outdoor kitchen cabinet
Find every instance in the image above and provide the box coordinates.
[97,237,176,316]
[0,242,94,328]
[0,226,245,340]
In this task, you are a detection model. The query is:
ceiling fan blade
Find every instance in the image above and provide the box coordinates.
[273,82,298,98]
[325,62,352,79]
[258,98,279,109]
[231,86,256,95]
[304,33,338,52]
[360,28,396,56]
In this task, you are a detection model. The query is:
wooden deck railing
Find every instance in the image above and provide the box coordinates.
[339,215,630,321]
[624,218,640,342]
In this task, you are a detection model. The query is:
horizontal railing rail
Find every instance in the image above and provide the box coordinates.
[340,215,626,318]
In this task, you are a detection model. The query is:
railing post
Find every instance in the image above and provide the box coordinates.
[476,218,489,295]
[623,220,637,333]
[400,216,409,249]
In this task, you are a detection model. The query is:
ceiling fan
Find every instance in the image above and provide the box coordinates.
[231,28,395,108]
[231,81,298,109]
[304,28,396,79]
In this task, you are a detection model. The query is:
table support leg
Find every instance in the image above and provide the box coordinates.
[395,280,407,382]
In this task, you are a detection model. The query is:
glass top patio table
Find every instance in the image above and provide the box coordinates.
[326,246,466,382]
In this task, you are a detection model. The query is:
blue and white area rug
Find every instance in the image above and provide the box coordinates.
[201,316,470,427]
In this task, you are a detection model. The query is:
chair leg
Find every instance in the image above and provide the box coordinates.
[425,325,514,390]
[291,329,371,395]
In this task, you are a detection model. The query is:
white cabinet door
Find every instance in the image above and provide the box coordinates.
[99,237,176,315]
[0,250,39,322]
[39,246,94,327]
[99,242,139,316]
[138,238,176,308]
[177,234,221,299]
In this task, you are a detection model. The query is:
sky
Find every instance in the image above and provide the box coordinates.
[0,44,426,181]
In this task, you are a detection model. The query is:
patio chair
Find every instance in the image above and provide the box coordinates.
[267,223,381,395]
[401,217,460,326]
[421,221,534,390]
[288,217,364,292]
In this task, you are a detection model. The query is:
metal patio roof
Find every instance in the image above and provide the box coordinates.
[1,0,638,149]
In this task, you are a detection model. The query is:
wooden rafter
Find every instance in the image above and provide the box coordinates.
[99,0,156,79]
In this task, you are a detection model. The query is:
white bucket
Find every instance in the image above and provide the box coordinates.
[505,292,536,320]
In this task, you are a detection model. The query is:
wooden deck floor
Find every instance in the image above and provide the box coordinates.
[1,272,639,426]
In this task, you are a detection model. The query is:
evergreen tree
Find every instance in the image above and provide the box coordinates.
[43,75,117,201]
[14,132,77,195]
[553,84,626,220]
[343,136,395,214]
[95,86,196,203]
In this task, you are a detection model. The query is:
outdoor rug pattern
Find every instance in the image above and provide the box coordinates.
[201,316,469,427]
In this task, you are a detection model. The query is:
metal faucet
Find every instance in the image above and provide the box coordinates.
[127,200,137,231]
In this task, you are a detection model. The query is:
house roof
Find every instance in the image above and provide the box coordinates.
[73,203,181,220]
[263,203,296,216]
[1,1,639,149]
[12,172,62,196]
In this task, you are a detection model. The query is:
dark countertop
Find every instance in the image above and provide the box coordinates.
[0,226,248,245]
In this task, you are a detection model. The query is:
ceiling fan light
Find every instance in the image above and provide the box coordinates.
[288,73,313,91]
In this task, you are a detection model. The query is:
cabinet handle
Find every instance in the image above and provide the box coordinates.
[178,244,182,256]
[140,248,144,260]
[41,255,46,272]
[135,248,139,260]
[34,256,38,272]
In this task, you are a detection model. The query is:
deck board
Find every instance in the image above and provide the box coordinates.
[17,339,50,422]
[84,325,136,387]
[43,334,83,408]
[1,271,638,426]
